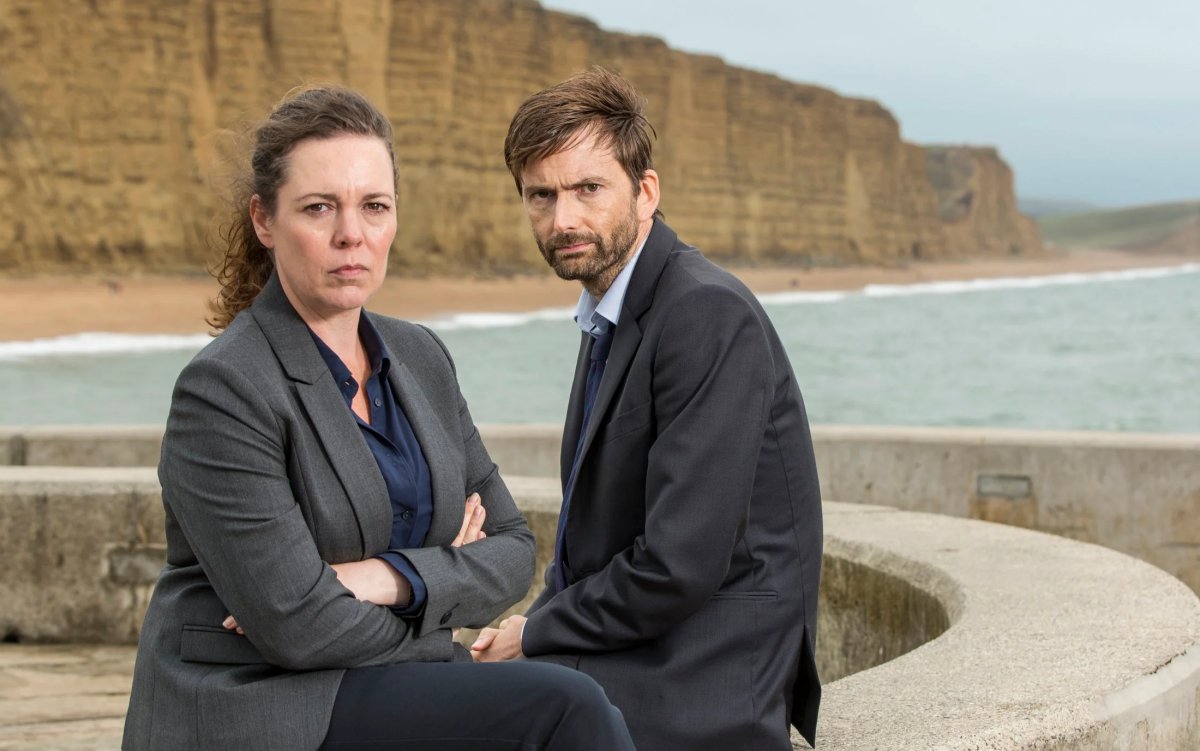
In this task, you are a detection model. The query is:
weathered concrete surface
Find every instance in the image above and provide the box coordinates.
[807,503,1200,750]
[813,425,1200,595]
[816,503,1200,748]
[0,427,163,469]
[0,467,163,644]
[484,424,1200,600]
[480,425,561,480]
[2,502,1198,750]
[0,645,134,751]
[816,541,955,683]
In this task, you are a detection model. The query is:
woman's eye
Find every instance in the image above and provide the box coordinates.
[305,203,331,214]
[365,202,392,212]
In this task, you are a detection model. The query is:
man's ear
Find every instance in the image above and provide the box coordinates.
[249,194,274,249]
[636,169,660,221]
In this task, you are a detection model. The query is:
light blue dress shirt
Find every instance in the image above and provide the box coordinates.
[573,237,648,336]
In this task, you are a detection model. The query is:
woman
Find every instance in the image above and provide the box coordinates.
[122,86,634,750]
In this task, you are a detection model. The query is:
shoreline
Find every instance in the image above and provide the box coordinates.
[0,248,1192,342]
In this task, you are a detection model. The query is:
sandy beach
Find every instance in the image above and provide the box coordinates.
[0,248,1190,342]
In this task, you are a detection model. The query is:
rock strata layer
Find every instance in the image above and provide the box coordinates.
[0,0,1041,273]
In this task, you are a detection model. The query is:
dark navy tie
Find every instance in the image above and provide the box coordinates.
[553,325,614,592]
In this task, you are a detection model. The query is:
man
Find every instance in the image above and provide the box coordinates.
[472,68,823,751]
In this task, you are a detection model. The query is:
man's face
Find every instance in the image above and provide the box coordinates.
[519,130,659,296]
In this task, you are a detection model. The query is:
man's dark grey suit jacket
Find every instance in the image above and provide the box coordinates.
[122,275,534,750]
[524,219,823,750]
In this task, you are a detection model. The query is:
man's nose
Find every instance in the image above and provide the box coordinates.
[552,195,583,234]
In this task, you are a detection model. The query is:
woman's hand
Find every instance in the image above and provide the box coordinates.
[224,494,489,634]
[452,493,487,547]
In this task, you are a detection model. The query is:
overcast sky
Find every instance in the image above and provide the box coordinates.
[539,0,1198,208]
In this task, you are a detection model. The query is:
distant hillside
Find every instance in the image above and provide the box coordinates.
[1019,197,1101,218]
[1037,201,1200,254]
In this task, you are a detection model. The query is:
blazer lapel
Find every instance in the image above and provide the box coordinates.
[560,332,591,488]
[250,274,391,557]
[569,219,677,476]
[385,359,463,544]
[575,317,643,464]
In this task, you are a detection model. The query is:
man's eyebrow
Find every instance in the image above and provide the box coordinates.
[569,177,608,188]
[523,177,608,194]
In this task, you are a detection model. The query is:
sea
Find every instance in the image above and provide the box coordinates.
[1,263,1197,433]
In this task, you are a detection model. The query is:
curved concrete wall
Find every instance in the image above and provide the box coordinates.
[813,503,1200,750]
[2,424,1199,749]
[2,466,1199,749]
[5,423,1196,595]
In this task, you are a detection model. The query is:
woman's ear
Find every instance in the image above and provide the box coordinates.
[249,195,274,249]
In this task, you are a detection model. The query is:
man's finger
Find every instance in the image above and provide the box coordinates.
[471,627,498,651]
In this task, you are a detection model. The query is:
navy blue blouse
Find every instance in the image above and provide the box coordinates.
[310,316,432,614]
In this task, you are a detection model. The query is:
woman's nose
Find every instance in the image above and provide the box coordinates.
[333,210,364,247]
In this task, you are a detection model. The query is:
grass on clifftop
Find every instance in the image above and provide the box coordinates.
[1037,201,1200,251]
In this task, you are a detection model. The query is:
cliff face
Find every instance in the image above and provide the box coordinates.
[0,0,1041,273]
[925,146,1043,257]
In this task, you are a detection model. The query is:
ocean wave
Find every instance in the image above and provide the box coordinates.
[2,263,1195,358]
[859,262,1200,298]
[752,290,850,305]
[755,262,1200,306]
[420,306,575,330]
[0,332,212,360]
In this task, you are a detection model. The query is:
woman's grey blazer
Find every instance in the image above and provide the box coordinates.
[122,274,535,750]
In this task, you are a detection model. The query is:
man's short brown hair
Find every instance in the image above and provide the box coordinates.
[504,67,658,202]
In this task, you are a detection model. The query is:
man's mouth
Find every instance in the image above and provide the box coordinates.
[555,241,592,255]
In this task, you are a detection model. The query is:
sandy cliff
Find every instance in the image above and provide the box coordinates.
[0,0,1041,273]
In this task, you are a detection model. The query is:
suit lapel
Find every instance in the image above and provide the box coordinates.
[560,332,591,488]
[385,358,462,544]
[295,383,391,554]
[251,274,391,557]
[575,317,643,464]
[567,219,677,479]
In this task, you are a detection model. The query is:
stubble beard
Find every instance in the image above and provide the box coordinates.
[536,200,640,297]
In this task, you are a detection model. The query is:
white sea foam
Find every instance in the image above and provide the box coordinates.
[752,290,850,305]
[859,263,1200,298]
[2,264,1195,359]
[756,262,1200,306]
[420,305,575,331]
[0,332,212,361]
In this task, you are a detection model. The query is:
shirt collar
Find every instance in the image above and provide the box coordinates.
[574,235,647,338]
[309,314,391,401]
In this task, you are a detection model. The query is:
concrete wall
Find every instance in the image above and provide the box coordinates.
[3,464,1199,749]
[812,425,1200,595]
[491,424,1200,598]
[3,422,1196,594]
[0,467,163,643]
[0,426,163,468]
[814,503,1200,751]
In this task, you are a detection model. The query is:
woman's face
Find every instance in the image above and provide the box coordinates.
[250,134,397,325]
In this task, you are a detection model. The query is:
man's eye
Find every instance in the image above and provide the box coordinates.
[582,183,600,193]
[529,190,552,201]
[365,202,392,212]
